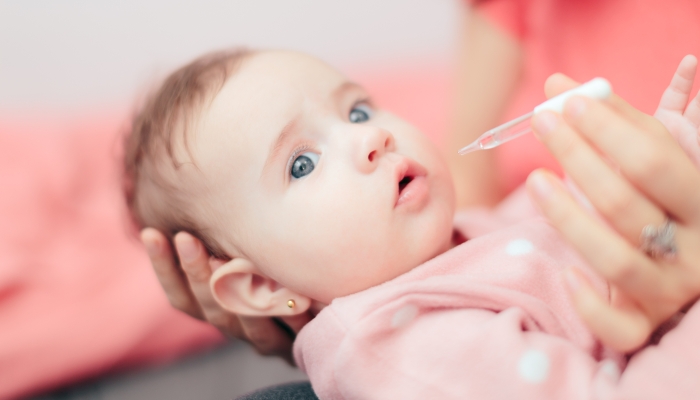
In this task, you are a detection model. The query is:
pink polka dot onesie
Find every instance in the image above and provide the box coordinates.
[293,189,700,399]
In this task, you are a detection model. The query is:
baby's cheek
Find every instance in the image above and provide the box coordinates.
[416,196,455,261]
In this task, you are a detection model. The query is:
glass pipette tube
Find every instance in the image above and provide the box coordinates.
[457,112,533,155]
[458,77,612,155]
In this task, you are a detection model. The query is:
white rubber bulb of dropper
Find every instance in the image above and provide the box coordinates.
[533,77,612,114]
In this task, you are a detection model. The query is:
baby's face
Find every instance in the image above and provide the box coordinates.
[192,51,455,303]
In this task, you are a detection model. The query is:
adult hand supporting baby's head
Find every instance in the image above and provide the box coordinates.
[526,65,700,353]
[141,228,312,365]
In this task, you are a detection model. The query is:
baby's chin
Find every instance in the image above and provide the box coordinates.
[426,227,457,260]
[309,225,455,305]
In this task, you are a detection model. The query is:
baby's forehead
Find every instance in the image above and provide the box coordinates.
[196,51,350,139]
[220,51,348,104]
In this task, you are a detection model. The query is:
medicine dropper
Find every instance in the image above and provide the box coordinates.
[458,78,612,155]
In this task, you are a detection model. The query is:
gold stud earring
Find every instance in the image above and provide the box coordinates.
[287,299,296,309]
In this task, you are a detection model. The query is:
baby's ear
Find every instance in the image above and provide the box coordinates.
[210,258,311,317]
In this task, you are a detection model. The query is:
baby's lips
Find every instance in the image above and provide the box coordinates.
[394,158,427,186]
[393,157,428,207]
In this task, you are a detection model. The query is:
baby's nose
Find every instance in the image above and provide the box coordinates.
[355,126,395,173]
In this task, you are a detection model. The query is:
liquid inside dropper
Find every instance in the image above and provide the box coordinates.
[458,112,533,155]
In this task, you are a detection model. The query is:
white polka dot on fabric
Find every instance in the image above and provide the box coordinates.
[391,304,419,328]
[599,359,621,382]
[593,359,621,398]
[518,350,550,383]
[506,239,534,256]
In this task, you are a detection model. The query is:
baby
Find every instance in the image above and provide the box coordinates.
[124,49,700,399]
[125,49,456,308]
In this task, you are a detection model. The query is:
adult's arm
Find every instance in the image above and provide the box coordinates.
[444,5,524,208]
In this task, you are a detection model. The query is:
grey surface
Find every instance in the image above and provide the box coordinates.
[236,382,317,400]
[32,341,308,400]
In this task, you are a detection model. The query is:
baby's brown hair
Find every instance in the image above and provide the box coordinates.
[123,48,252,259]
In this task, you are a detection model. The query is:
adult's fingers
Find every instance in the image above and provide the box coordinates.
[174,233,216,309]
[239,315,295,365]
[656,55,697,118]
[562,96,700,225]
[687,89,700,130]
[544,73,661,133]
[684,59,700,127]
[141,228,202,319]
[174,232,243,337]
[529,170,698,337]
[543,73,578,97]
[279,312,314,335]
[531,109,664,245]
[563,268,652,353]
[526,170,665,303]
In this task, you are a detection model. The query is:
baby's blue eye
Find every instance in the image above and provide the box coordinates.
[349,103,373,123]
[290,152,319,179]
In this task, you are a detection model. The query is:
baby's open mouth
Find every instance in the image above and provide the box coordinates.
[394,158,428,209]
[398,175,414,195]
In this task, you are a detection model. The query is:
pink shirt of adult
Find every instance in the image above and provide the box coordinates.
[472,0,700,191]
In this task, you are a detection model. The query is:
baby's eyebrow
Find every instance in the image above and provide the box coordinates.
[263,116,299,175]
[333,81,364,103]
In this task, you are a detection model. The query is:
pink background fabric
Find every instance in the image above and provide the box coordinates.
[0,115,224,399]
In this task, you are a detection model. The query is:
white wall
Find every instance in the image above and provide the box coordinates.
[0,0,459,113]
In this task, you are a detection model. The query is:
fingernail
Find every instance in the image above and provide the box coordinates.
[532,111,558,137]
[564,268,581,292]
[528,171,554,201]
[141,231,161,257]
[565,97,587,119]
[176,235,199,262]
